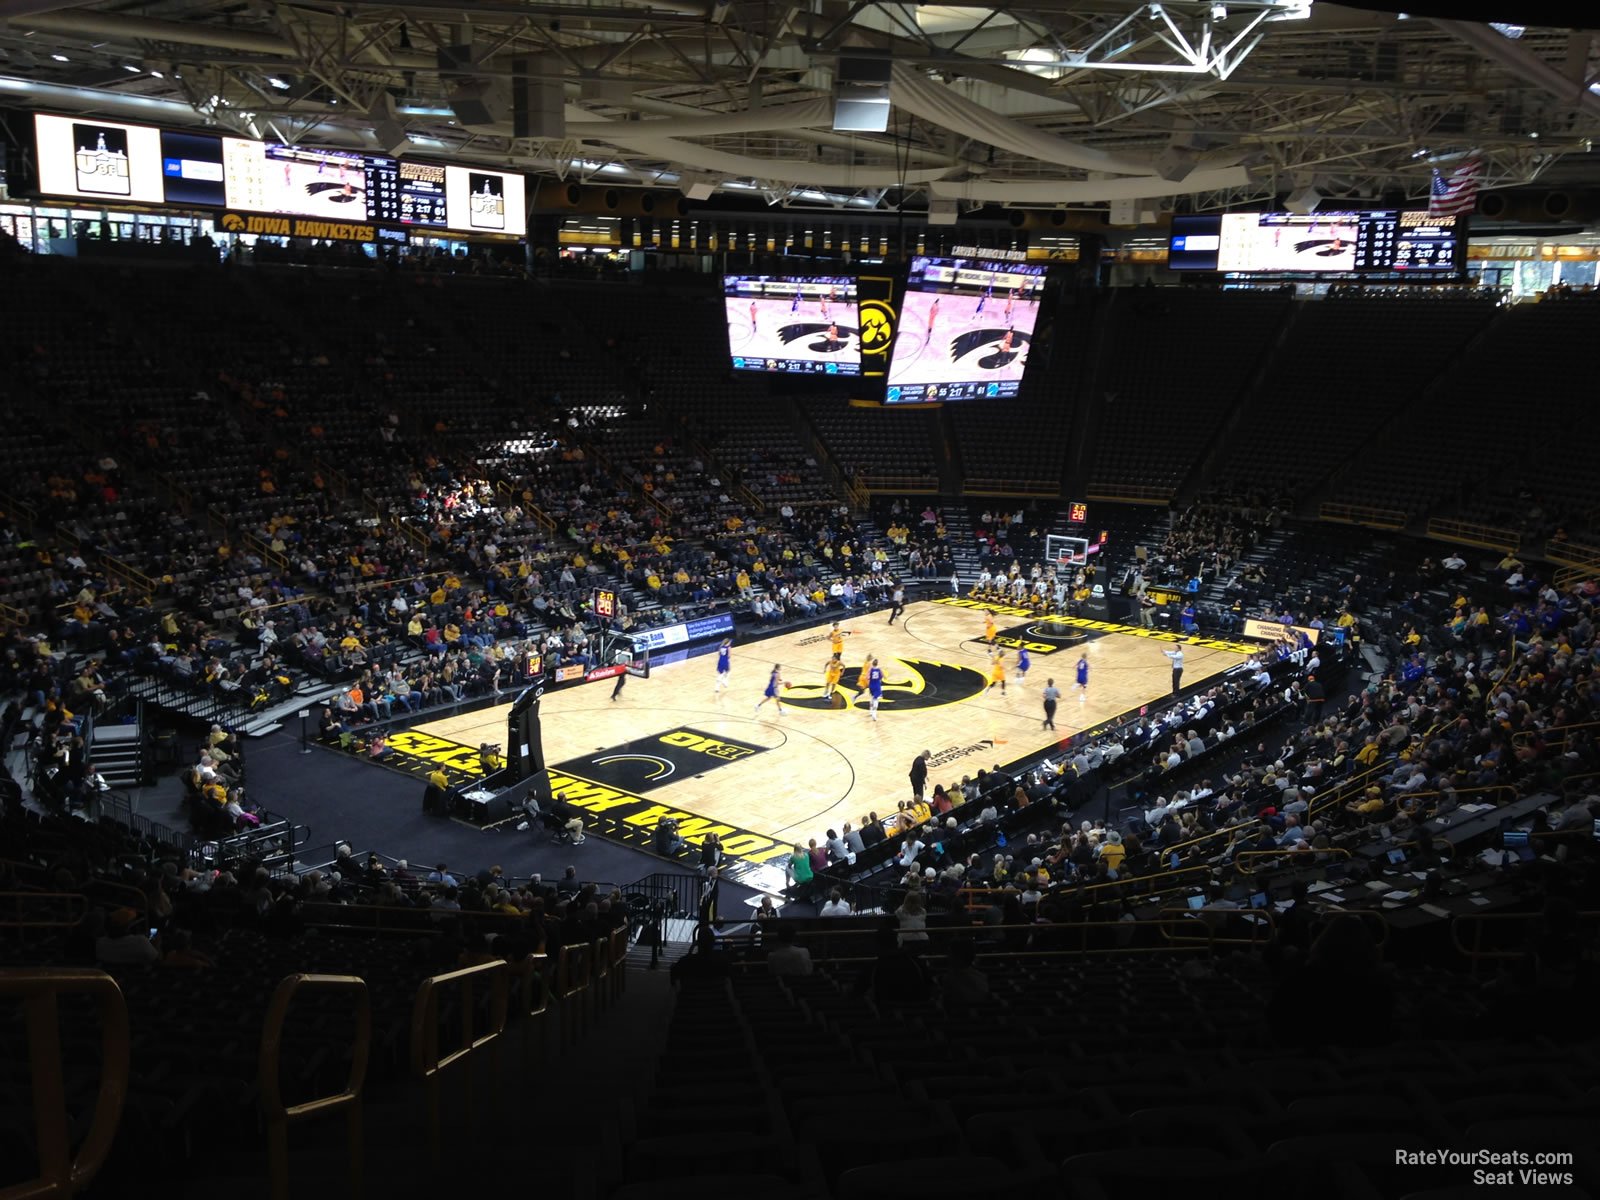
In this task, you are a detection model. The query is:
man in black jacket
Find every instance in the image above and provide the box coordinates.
[909,750,929,802]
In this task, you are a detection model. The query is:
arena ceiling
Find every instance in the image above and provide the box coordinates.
[2,0,1597,215]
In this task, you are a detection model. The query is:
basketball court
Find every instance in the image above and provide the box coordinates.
[381,597,1259,876]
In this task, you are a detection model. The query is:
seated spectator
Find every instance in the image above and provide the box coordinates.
[766,923,813,976]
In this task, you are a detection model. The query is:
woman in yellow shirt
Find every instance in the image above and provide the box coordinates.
[823,655,844,699]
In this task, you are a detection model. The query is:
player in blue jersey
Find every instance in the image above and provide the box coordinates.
[866,657,884,722]
[1013,645,1031,690]
[1076,652,1090,701]
[754,664,786,718]
[713,638,732,694]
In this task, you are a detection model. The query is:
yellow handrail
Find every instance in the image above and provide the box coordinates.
[1510,718,1600,749]
[0,968,129,1200]
[1319,502,1408,530]
[0,892,89,929]
[510,953,553,1068]
[410,960,509,1169]
[259,974,371,1200]
[1086,483,1174,505]
[556,942,591,1047]
[0,600,28,630]
[98,554,155,603]
[238,530,290,575]
[1157,905,1277,948]
[962,479,1063,498]
[1233,846,1351,874]
[1426,517,1520,552]
[1450,910,1600,970]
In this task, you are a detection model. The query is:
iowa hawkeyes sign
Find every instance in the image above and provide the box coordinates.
[856,275,897,377]
[781,655,990,713]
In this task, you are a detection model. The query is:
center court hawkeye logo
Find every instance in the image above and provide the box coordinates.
[781,656,990,713]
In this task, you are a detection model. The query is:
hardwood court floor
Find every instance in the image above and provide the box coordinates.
[409,599,1250,847]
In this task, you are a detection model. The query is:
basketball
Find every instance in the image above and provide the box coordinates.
[783,682,793,690]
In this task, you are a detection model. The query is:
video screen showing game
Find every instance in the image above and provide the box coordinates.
[724,276,861,376]
[885,256,1046,403]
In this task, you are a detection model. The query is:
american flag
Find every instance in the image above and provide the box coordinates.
[1428,155,1482,217]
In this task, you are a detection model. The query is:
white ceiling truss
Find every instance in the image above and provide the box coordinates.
[0,0,1595,215]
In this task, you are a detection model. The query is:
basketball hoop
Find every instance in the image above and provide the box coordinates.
[1045,533,1090,569]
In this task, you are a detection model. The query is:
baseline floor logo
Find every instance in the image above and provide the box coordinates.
[993,620,1090,655]
[932,596,1257,654]
[780,656,990,713]
[552,727,765,795]
[377,727,791,863]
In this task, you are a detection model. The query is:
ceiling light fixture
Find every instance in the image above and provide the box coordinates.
[123,63,141,73]
[51,53,70,62]
[267,76,290,89]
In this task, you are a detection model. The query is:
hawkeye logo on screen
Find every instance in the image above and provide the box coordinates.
[780,655,990,713]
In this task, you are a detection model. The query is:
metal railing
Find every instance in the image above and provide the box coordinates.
[1425,517,1521,552]
[0,968,129,1200]
[410,960,509,1170]
[0,891,90,929]
[962,479,1063,498]
[858,472,940,494]
[1450,910,1600,973]
[259,974,371,1200]
[1319,502,1408,530]
[1085,483,1174,505]
[1233,846,1352,875]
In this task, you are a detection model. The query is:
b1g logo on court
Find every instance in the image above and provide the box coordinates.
[554,727,766,794]
[657,729,759,762]
[781,656,990,713]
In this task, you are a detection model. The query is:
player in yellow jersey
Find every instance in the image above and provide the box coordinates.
[829,621,848,659]
[823,654,844,699]
[983,610,998,645]
[987,647,1007,694]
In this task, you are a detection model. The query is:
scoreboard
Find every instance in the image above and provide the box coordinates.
[1352,211,1461,272]
[1170,209,1464,276]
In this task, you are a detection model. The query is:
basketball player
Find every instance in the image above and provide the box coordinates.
[829,621,848,660]
[790,288,802,313]
[749,300,758,334]
[1003,286,1017,324]
[713,637,732,694]
[1015,646,1031,689]
[823,654,844,700]
[610,668,627,701]
[975,283,992,314]
[924,296,940,346]
[824,323,842,351]
[1076,652,1090,701]
[987,647,1007,695]
[754,664,786,718]
[1041,678,1060,730]
[887,581,905,625]
[866,657,884,721]
[983,609,998,646]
